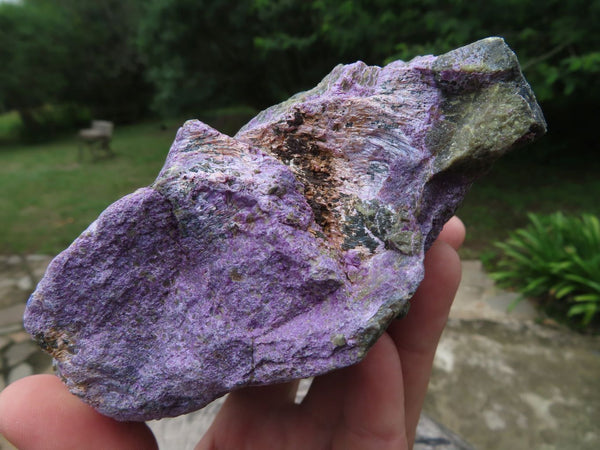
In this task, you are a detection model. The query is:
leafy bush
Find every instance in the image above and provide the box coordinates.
[0,111,22,144]
[137,0,600,116]
[20,104,91,141]
[489,213,600,328]
[0,0,150,136]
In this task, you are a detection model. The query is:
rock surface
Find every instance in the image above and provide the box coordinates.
[24,37,545,421]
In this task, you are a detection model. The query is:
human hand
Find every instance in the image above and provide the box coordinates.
[0,217,465,450]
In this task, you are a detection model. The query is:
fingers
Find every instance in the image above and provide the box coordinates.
[0,375,157,450]
[302,334,408,449]
[227,380,301,410]
[387,224,463,446]
[197,380,302,449]
[438,216,466,250]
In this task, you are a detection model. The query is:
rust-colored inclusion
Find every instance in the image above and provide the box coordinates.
[269,110,345,247]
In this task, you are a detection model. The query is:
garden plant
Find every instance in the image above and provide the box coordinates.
[489,212,600,329]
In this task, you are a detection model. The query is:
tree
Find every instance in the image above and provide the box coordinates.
[50,0,151,122]
[0,0,151,137]
[3,0,597,139]
[0,2,71,132]
[138,0,264,116]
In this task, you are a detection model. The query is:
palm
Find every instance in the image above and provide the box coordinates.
[197,333,407,450]
[199,217,465,450]
[0,218,464,450]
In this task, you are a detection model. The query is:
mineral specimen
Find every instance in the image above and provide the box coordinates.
[24,37,546,421]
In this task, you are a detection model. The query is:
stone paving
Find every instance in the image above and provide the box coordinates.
[1,256,599,449]
[0,255,54,450]
[0,256,53,391]
[427,260,600,450]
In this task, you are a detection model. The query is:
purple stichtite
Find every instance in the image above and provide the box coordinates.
[25,37,546,421]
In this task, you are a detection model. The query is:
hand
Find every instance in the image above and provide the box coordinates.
[0,217,465,450]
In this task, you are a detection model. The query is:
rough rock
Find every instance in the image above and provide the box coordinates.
[24,37,546,421]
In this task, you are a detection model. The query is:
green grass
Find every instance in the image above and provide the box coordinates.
[457,143,600,258]
[1,115,598,257]
[0,119,184,253]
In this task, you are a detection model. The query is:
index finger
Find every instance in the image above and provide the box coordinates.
[387,217,464,446]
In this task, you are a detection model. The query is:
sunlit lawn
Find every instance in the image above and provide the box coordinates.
[1,117,598,257]
[0,119,182,253]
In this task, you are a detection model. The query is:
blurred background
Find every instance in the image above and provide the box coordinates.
[0,1,599,448]
[1,0,598,253]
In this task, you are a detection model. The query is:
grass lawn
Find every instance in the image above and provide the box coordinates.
[1,116,598,257]
[0,119,183,254]
[457,141,600,258]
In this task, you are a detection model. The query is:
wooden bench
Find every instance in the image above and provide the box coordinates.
[78,120,115,161]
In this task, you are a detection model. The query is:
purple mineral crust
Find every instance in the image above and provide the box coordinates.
[24,37,545,421]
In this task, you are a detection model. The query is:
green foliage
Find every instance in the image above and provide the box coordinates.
[49,0,151,122]
[2,0,599,148]
[0,2,70,110]
[138,0,263,115]
[20,104,92,141]
[0,0,150,137]
[489,213,600,327]
[0,111,23,144]
[250,0,600,105]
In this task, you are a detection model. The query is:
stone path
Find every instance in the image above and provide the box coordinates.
[427,260,600,450]
[1,256,598,449]
[0,256,53,391]
[0,256,54,450]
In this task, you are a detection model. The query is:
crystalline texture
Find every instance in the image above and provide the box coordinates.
[24,37,546,421]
